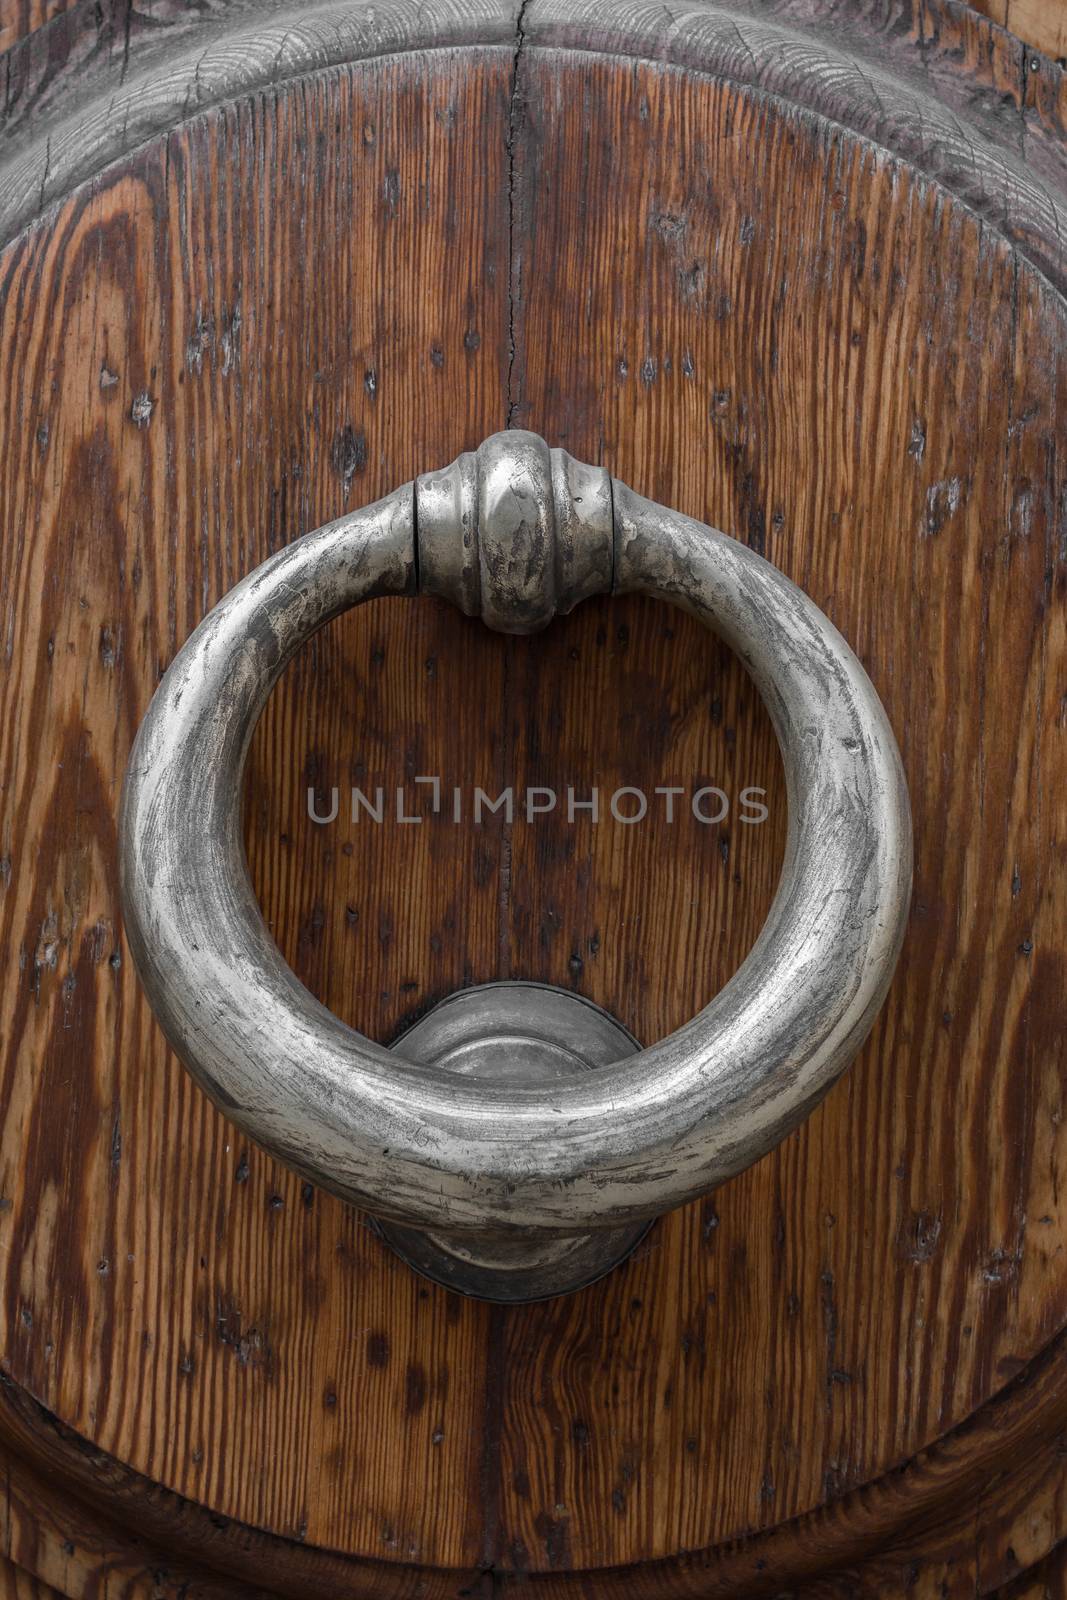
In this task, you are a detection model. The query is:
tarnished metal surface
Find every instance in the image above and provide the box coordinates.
[120,430,912,1294]
[416,430,613,632]
[375,982,651,1300]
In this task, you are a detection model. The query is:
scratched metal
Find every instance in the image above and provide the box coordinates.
[374,981,653,1300]
[119,430,913,1288]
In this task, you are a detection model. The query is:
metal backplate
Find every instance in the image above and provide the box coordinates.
[375,983,652,1301]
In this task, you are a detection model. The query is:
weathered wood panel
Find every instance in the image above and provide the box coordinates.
[0,1,1065,1595]
[490,43,1067,1570]
[2,0,1066,65]
[0,50,513,1574]
[1001,1545,1067,1600]
[0,1556,63,1600]
[0,0,69,54]
[970,0,1067,60]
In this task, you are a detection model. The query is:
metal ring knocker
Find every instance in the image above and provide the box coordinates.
[120,432,912,1302]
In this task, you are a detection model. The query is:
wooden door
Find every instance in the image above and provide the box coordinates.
[0,1,1065,1594]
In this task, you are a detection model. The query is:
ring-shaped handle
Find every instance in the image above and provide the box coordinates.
[120,432,912,1239]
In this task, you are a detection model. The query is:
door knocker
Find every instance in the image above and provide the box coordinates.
[120,432,912,1301]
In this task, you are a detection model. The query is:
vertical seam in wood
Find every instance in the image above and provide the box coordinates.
[120,0,133,85]
[479,1305,507,1575]
[505,0,529,429]
[498,0,528,981]
[485,7,531,1577]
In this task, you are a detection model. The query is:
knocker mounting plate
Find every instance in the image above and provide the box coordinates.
[376,982,651,1301]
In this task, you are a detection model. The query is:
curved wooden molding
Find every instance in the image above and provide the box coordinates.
[4,1315,1067,1596]
[0,0,1065,291]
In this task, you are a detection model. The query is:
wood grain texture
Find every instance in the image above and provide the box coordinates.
[0,1557,64,1600]
[0,0,1063,82]
[0,0,1065,1594]
[2,0,1067,287]
[2,1337,1067,1598]
[0,1371,486,1598]
[493,37,1067,1573]
[0,0,71,56]
[0,46,512,1576]
[970,0,1067,61]
[1001,1544,1067,1600]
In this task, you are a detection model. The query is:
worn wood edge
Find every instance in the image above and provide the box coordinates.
[0,1549,68,1600]
[966,0,1067,67]
[0,0,522,254]
[3,1312,1067,1597]
[0,0,1066,302]
[530,0,1067,297]
[996,1538,1067,1600]
[0,1369,483,1599]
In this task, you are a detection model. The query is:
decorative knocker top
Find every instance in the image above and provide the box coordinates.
[120,430,912,1301]
[416,431,613,633]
